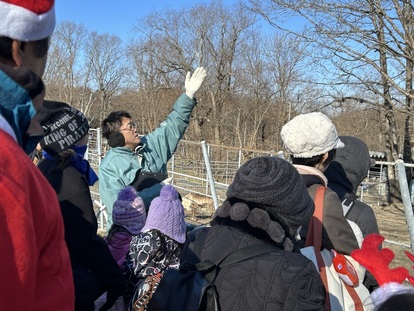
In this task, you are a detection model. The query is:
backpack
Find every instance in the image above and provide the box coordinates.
[146,232,278,311]
[300,186,373,311]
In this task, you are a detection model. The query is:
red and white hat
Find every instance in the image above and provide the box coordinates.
[0,0,55,41]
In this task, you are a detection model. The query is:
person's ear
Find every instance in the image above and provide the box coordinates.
[321,153,329,164]
[11,40,24,67]
[316,153,329,172]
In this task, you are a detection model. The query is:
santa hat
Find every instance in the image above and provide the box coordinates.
[0,0,55,41]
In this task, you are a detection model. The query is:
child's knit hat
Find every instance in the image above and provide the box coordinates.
[112,186,146,235]
[142,185,186,244]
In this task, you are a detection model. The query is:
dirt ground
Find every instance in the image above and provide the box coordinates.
[371,203,413,273]
[186,202,414,275]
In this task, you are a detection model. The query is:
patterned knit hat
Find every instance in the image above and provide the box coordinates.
[142,185,186,244]
[281,112,344,158]
[112,186,146,235]
[226,156,314,237]
[0,0,55,41]
[39,104,90,155]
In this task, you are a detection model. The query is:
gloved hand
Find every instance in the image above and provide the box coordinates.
[185,67,207,99]
[161,176,173,186]
[98,291,120,311]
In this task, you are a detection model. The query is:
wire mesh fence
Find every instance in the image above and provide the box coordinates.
[86,128,414,253]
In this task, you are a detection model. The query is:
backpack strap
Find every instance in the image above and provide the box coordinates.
[305,186,331,307]
[305,186,326,249]
[342,192,358,217]
[305,186,364,311]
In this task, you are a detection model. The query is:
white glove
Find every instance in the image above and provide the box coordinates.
[185,67,207,99]
[161,177,173,186]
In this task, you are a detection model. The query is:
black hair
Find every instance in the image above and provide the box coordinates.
[106,224,132,247]
[56,149,76,170]
[291,149,336,168]
[101,111,132,139]
[0,36,50,61]
[377,292,414,311]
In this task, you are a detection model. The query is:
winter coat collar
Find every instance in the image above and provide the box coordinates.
[294,164,328,186]
[0,63,45,153]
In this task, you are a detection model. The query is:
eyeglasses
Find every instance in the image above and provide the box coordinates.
[118,121,137,132]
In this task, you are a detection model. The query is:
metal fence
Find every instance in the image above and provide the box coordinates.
[86,128,414,252]
[87,128,391,207]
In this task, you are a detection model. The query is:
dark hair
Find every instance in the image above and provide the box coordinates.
[107,224,132,247]
[56,149,76,170]
[377,292,414,311]
[0,36,50,61]
[101,111,132,139]
[291,149,336,168]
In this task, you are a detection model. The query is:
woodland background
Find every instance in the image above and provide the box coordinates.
[43,0,414,185]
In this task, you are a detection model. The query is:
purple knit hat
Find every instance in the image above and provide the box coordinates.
[112,186,146,235]
[142,185,186,244]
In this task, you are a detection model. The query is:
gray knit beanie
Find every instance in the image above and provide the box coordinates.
[226,156,314,237]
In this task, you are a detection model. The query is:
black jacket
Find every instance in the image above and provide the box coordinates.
[38,159,126,303]
[181,221,326,311]
[324,136,380,291]
[324,136,380,238]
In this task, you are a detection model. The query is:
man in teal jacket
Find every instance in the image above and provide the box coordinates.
[99,67,206,229]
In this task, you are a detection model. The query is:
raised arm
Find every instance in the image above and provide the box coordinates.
[142,67,207,169]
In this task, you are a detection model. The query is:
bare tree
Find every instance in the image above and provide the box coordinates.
[44,21,98,119]
[249,0,414,199]
[128,1,257,144]
[84,32,127,121]
[44,22,87,104]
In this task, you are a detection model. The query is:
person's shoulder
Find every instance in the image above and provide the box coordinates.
[263,250,321,285]
[325,186,343,203]
[0,132,45,183]
[0,132,60,214]
[100,147,127,166]
[353,198,373,211]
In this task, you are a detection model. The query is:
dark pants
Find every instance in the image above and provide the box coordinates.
[73,264,105,311]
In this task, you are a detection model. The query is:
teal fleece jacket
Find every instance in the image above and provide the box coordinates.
[99,93,197,228]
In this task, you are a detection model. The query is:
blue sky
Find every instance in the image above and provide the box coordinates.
[56,0,238,40]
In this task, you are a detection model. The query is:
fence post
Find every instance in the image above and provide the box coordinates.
[201,141,219,210]
[395,159,414,253]
[97,127,102,166]
[170,154,175,186]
